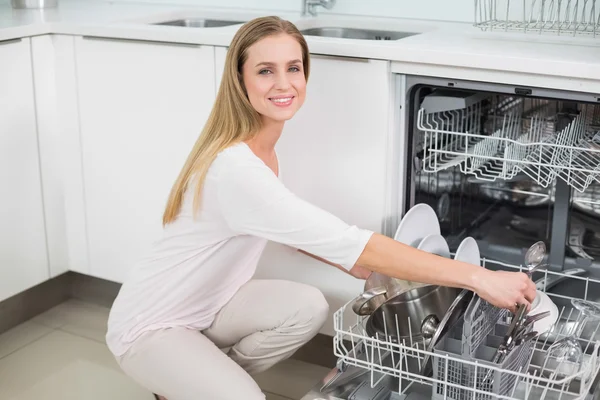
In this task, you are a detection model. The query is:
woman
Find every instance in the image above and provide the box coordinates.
[106,16,536,400]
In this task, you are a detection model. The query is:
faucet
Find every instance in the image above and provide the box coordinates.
[302,0,336,16]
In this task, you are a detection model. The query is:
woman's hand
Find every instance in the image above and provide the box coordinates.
[471,269,536,313]
[349,264,372,280]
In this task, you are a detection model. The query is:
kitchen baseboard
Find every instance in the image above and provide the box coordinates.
[0,273,337,369]
[291,332,337,368]
[69,272,121,308]
[0,272,71,336]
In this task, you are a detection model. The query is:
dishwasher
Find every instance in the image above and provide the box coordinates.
[301,53,600,400]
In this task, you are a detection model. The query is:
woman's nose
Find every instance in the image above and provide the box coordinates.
[274,73,291,90]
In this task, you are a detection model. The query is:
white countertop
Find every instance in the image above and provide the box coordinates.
[2,0,600,92]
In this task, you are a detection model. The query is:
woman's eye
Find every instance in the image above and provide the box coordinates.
[289,66,300,72]
[259,69,272,75]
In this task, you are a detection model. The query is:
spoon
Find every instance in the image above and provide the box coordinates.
[525,241,547,277]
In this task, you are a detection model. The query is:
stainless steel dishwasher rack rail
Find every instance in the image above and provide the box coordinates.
[332,259,600,400]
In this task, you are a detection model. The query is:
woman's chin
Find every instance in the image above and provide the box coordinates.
[264,109,299,123]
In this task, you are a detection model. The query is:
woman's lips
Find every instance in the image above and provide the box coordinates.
[269,95,294,107]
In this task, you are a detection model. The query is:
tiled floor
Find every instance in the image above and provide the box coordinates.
[0,299,331,400]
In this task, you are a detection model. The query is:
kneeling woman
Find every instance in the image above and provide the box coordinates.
[106,16,536,400]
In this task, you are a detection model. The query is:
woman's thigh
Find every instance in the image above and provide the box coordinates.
[203,279,329,348]
[117,327,266,400]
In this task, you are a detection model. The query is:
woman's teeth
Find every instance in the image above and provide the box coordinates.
[271,97,292,103]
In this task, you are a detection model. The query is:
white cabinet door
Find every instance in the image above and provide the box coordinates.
[75,37,216,283]
[215,46,228,96]
[255,55,392,336]
[0,38,49,301]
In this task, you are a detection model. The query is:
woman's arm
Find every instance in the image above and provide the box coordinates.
[298,249,372,280]
[356,233,536,312]
[217,160,534,312]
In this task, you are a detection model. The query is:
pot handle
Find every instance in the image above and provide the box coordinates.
[351,286,387,316]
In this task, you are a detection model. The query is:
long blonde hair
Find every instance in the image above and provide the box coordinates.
[162,16,310,225]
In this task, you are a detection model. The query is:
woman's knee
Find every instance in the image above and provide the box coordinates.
[294,284,329,332]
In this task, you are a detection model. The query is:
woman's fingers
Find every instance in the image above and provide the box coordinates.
[524,279,537,303]
[475,270,537,314]
[520,297,532,312]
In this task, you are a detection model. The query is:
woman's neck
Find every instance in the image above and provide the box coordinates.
[245,118,284,153]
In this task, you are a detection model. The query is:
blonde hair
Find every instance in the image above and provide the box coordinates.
[162,16,310,225]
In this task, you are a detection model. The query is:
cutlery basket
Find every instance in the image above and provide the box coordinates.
[432,296,535,400]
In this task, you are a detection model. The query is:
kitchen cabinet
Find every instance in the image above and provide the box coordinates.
[254,55,393,336]
[215,46,228,95]
[0,38,50,302]
[74,37,216,283]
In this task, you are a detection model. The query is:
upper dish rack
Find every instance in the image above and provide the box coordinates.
[332,259,600,400]
[418,95,600,193]
[474,0,600,37]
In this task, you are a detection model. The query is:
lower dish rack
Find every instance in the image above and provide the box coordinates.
[332,259,600,400]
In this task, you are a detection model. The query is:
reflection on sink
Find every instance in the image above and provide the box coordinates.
[152,18,245,28]
[300,27,417,41]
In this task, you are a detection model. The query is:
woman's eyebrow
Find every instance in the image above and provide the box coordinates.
[255,59,302,67]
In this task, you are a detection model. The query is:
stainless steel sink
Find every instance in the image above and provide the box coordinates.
[152,18,245,28]
[300,27,417,41]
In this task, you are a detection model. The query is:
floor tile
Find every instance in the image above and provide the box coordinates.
[0,320,52,360]
[265,392,292,400]
[0,329,153,400]
[3,298,330,400]
[31,299,110,343]
[254,358,330,400]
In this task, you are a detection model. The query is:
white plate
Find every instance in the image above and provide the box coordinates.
[417,234,450,258]
[454,237,481,267]
[394,203,441,248]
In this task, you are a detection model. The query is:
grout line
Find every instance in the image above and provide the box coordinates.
[264,391,294,400]
[56,327,108,345]
[0,327,55,362]
[32,317,69,331]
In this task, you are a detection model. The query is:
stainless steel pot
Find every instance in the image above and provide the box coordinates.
[351,271,429,316]
[363,284,462,341]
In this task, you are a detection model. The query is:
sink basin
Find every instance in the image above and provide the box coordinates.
[152,18,245,28]
[300,27,417,41]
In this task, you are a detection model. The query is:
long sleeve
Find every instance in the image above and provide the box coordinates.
[217,159,373,270]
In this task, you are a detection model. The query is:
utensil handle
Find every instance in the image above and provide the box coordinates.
[350,286,387,315]
[527,262,548,277]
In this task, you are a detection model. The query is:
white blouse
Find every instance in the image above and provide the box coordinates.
[106,142,373,357]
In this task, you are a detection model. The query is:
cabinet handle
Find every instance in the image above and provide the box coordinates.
[81,36,201,48]
[310,53,370,63]
[0,38,22,46]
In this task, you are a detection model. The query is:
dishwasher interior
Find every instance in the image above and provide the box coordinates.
[408,80,600,274]
[302,76,600,400]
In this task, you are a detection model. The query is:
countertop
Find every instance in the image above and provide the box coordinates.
[2,0,600,92]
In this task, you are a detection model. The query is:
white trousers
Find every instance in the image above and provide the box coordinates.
[116,279,329,400]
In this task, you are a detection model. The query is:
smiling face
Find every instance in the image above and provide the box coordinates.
[242,33,307,126]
